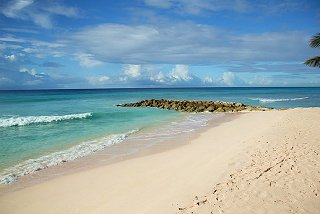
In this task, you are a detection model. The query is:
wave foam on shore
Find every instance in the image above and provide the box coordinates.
[0,129,138,184]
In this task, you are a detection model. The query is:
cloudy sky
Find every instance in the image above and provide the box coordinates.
[0,0,319,89]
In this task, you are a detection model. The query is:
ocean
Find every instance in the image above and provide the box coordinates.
[0,87,319,184]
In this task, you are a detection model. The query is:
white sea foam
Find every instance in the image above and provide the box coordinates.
[249,97,309,103]
[0,113,92,128]
[0,130,138,184]
[129,113,223,144]
[0,113,221,184]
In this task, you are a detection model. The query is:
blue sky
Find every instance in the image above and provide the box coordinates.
[0,0,319,89]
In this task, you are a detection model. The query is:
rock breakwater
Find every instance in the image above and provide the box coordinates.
[116,99,273,113]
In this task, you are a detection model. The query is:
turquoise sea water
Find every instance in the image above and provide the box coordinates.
[0,87,320,183]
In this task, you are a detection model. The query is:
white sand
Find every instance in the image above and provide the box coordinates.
[0,108,319,213]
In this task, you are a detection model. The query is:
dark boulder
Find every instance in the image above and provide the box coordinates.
[117,99,273,113]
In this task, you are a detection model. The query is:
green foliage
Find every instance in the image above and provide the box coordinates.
[309,33,320,48]
[305,33,320,68]
[304,56,320,67]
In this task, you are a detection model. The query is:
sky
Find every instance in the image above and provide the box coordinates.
[0,0,320,89]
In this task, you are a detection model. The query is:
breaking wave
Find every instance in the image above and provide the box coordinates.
[0,113,92,128]
[0,129,138,184]
[249,97,309,103]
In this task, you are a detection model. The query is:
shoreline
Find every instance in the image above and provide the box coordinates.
[0,112,237,195]
[1,108,319,213]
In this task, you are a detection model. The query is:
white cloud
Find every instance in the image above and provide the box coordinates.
[222,71,235,85]
[1,0,33,18]
[123,64,141,78]
[119,64,200,86]
[203,72,245,86]
[0,43,22,50]
[5,54,17,62]
[87,75,110,85]
[66,24,160,63]
[0,77,14,84]
[245,76,273,86]
[0,36,26,43]
[169,65,192,82]
[258,1,302,15]
[43,3,78,17]
[98,76,110,82]
[144,0,172,9]
[203,76,217,84]
[143,0,303,15]
[75,53,104,68]
[19,67,28,73]
[29,68,36,76]
[28,12,52,28]
[19,67,44,78]
[149,71,167,83]
[24,79,43,86]
[1,27,38,34]
[144,0,250,14]
[1,22,314,71]
[117,64,307,87]
[0,35,66,60]
[63,23,313,64]
[21,47,33,53]
[1,0,79,28]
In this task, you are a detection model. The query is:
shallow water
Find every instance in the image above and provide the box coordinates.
[1,87,319,183]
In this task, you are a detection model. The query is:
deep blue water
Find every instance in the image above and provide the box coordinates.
[0,87,319,183]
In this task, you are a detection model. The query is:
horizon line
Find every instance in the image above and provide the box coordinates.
[1,86,320,91]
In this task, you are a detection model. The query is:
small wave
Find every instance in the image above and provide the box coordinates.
[0,130,138,184]
[249,97,309,103]
[129,113,223,143]
[0,113,92,128]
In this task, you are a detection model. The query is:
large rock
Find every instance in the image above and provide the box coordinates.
[116,99,273,113]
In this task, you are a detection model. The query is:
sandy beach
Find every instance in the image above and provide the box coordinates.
[0,108,319,214]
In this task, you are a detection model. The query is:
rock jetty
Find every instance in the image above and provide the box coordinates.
[116,99,273,113]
